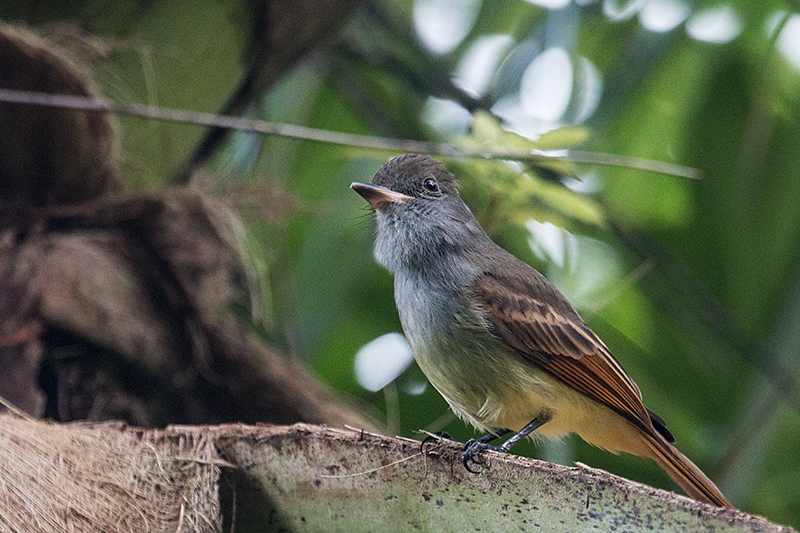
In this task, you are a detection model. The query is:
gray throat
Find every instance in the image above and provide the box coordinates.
[375,215,487,352]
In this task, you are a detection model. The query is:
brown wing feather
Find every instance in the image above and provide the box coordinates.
[476,273,654,434]
[476,272,730,507]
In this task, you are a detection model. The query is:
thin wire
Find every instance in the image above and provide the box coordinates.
[0,88,700,179]
[318,452,423,478]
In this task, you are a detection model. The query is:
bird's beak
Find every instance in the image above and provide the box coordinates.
[350,182,414,209]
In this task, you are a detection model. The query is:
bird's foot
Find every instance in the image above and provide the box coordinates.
[462,438,506,473]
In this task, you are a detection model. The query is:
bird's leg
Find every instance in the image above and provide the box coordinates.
[462,413,552,472]
[471,428,512,447]
[495,413,552,452]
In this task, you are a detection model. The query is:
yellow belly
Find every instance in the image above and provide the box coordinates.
[419,347,649,457]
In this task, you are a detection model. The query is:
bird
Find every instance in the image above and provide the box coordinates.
[350,153,733,509]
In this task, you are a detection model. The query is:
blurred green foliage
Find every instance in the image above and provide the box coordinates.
[5,0,800,526]
[275,1,800,524]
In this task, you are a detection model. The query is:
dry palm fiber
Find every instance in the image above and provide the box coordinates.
[0,414,221,532]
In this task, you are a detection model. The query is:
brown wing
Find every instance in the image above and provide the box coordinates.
[476,273,655,434]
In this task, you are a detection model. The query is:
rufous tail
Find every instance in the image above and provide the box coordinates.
[640,430,734,509]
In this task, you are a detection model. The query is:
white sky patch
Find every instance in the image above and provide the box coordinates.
[526,219,569,268]
[490,96,536,138]
[423,97,473,135]
[776,14,800,71]
[567,236,623,307]
[524,0,572,9]
[764,10,787,37]
[492,51,602,138]
[603,0,647,22]
[520,47,574,123]
[454,34,515,97]
[526,220,623,309]
[686,4,743,44]
[562,171,601,194]
[413,0,482,55]
[403,380,428,395]
[573,56,603,123]
[639,0,691,33]
[354,333,415,392]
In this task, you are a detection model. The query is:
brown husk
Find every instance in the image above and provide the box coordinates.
[0,415,221,532]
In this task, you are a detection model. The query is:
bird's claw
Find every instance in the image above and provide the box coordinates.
[462,438,503,473]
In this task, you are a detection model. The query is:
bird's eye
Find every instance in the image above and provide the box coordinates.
[423,177,439,193]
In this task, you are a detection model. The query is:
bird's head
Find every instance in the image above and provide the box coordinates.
[351,154,486,273]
